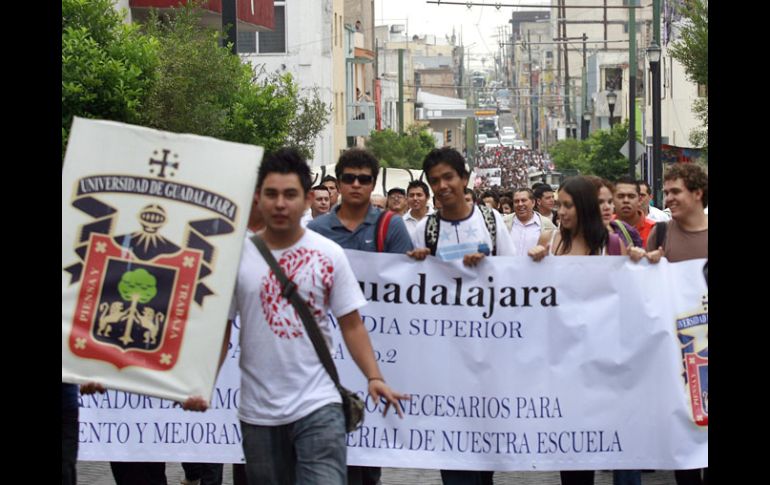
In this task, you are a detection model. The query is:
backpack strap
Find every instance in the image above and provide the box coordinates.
[425,212,440,256]
[375,210,395,253]
[478,205,498,256]
[654,221,669,250]
[611,219,634,248]
[607,232,622,256]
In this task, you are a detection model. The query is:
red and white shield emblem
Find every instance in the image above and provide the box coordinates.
[68,234,202,370]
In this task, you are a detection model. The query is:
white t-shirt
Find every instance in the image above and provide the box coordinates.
[646,205,671,222]
[411,205,517,260]
[229,230,367,425]
[300,209,313,227]
[403,207,434,240]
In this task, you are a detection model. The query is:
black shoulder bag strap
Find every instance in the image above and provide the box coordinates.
[655,221,669,250]
[250,235,343,390]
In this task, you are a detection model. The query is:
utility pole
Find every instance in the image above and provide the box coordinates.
[628,2,637,176]
[581,32,588,139]
[398,48,404,134]
[652,0,663,207]
[528,31,536,150]
[603,0,608,51]
[560,0,571,137]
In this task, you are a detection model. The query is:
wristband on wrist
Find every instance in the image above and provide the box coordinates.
[367,376,385,383]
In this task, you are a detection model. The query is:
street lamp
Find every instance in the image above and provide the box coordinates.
[606,89,617,129]
[647,41,663,208]
[582,111,591,140]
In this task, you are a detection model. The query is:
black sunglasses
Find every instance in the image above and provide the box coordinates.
[339,173,374,185]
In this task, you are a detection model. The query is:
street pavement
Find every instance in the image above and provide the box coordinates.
[78,461,678,484]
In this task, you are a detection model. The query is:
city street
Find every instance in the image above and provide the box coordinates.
[78,461,678,484]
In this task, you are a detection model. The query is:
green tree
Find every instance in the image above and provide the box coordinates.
[141,5,249,139]
[365,125,436,169]
[62,0,159,157]
[548,138,590,174]
[141,4,331,159]
[117,268,157,345]
[668,0,708,154]
[63,1,331,161]
[286,87,333,161]
[583,121,637,180]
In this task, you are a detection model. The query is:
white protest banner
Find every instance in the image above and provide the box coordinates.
[338,252,708,471]
[62,117,262,403]
[476,168,501,177]
[78,254,707,471]
[77,318,245,463]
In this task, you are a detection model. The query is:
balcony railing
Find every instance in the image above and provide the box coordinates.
[346,102,375,137]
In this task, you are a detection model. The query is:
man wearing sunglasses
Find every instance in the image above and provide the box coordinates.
[308,148,413,255]
[307,148,413,485]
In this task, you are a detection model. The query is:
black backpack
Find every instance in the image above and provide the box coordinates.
[424,205,498,256]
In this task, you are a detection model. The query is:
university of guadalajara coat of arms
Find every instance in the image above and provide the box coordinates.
[676,293,708,427]
[64,148,239,370]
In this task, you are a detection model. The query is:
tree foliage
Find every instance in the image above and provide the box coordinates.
[668,0,708,87]
[668,0,708,153]
[583,122,635,181]
[365,126,436,169]
[141,5,246,139]
[62,1,330,160]
[548,138,590,174]
[548,121,638,181]
[62,0,159,156]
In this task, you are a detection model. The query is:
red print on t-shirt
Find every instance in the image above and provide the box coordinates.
[261,247,334,339]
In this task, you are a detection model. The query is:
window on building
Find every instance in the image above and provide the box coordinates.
[238,2,286,54]
[698,83,707,98]
[603,67,622,91]
[334,13,337,47]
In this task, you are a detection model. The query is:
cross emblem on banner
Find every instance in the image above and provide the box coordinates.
[149,149,179,178]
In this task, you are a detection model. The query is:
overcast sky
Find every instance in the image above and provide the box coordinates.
[376,0,550,70]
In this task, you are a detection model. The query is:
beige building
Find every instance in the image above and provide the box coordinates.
[375,26,459,133]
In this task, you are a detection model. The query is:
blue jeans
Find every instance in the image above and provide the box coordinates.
[241,403,347,485]
[613,470,642,485]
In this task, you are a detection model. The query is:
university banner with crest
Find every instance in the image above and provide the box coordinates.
[79,254,707,470]
[62,117,262,403]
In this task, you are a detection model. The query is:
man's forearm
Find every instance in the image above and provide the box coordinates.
[339,313,383,380]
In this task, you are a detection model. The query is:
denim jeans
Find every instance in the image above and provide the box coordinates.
[61,407,78,485]
[613,470,641,485]
[241,403,347,485]
[182,463,224,485]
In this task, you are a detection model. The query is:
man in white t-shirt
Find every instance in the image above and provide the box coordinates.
[407,147,514,482]
[639,180,671,223]
[408,147,516,264]
[215,148,406,485]
[402,180,433,239]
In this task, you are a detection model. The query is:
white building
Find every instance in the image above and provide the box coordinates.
[238,0,344,166]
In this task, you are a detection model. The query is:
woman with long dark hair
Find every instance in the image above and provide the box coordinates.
[530,176,627,259]
[528,176,627,485]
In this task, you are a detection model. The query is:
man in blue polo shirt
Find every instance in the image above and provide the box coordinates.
[308,148,413,254]
[307,148,412,485]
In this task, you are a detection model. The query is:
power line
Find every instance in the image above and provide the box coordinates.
[428,1,646,9]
